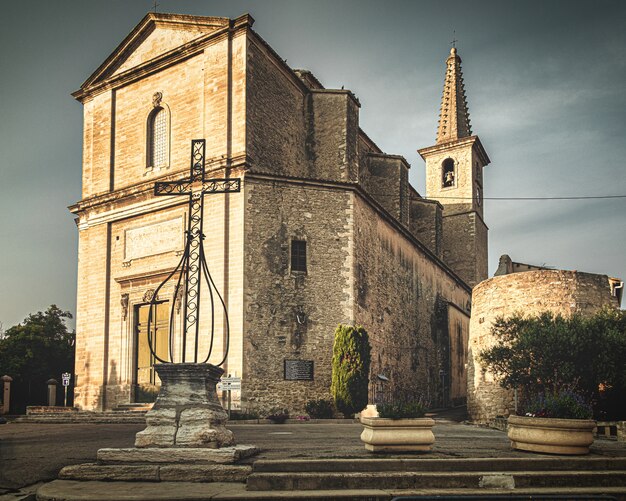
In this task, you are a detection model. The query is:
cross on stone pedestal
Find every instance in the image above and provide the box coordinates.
[151,139,240,364]
[132,139,244,450]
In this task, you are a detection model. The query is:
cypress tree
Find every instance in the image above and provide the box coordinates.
[330,324,371,417]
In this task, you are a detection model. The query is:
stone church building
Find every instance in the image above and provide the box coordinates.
[70,12,490,412]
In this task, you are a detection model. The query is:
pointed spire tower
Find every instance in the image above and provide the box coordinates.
[418,47,491,288]
[436,48,472,144]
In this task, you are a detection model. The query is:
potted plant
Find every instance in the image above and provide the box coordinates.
[478,312,608,455]
[508,387,595,455]
[360,400,435,452]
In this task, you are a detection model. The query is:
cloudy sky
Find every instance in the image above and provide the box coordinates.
[0,0,624,328]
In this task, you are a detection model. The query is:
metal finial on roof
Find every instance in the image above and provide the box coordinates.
[450,30,458,49]
[152,0,159,13]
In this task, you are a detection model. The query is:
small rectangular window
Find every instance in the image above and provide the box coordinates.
[291,240,307,273]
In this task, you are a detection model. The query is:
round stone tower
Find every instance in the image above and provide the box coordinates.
[467,269,621,424]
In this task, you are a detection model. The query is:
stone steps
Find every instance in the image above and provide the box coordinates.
[251,457,626,473]
[59,462,252,483]
[246,458,626,495]
[37,481,626,501]
[14,410,148,424]
[114,403,153,412]
[248,470,626,491]
[59,445,259,483]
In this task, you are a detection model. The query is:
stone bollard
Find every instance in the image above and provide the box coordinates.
[46,379,58,407]
[1,375,12,414]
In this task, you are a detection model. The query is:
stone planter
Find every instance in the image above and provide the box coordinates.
[507,415,596,455]
[360,416,435,452]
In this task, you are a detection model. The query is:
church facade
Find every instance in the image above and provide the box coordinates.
[70,13,489,413]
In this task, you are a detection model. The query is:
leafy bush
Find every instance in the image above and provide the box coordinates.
[229,410,260,420]
[523,387,593,419]
[266,408,289,424]
[331,325,371,417]
[377,401,427,419]
[305,399,335,419]
[479,308,626,419]
[0,305,75,412]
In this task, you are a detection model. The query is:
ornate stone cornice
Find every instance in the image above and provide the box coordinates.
[68,155,249,230]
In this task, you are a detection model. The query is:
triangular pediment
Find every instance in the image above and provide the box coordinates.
[80,13,230,90]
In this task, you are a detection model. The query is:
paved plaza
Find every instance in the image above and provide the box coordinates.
[1,416,625,499]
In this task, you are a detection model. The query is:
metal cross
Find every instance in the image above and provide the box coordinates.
[152,0,159,13]
[152,139,240,363]
[450,30,458,49]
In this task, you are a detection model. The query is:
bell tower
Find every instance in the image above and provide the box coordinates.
[418,47,491,287]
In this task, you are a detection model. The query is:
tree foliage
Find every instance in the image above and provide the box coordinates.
[0,305,75,411]
[479,308,626,418]
[330,324,371,417]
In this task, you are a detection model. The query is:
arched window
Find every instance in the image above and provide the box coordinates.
[147,107,167,169]
[442,158,455,188]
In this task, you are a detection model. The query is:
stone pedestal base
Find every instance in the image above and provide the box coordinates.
[135,363,235,448]
[57,364,259,483]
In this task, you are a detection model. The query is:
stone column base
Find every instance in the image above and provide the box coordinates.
[135,363,235,448]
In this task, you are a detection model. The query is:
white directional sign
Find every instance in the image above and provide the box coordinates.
[61,373,71,387]
[217,377,241,391]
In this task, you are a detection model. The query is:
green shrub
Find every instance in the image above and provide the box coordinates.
[229,410,260,420]
[305,399,335,419]
[377,401,426,419]
[330,324,371,417]
[266,408,289,424]
[479,308,626,419]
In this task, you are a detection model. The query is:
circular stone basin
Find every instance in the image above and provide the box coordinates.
[507,415,596,455]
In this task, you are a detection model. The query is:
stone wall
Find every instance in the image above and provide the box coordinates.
[72,19,249,410]
[246,36,361,184]
[448,304,470,404]
[409,196,443,259]
[441,211,488,288]
[468,270,621,423]
[246,39,307,177]
[72,13,480,414]
[80,30,248,198]
[242,177,353,414]
[309,90,360,182]
[364,154,410,226]
[74,222,110,410]
[422,138,484,219]
[353,195,470,408]
[419,137,488,287]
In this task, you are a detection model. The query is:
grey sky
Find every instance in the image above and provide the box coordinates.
[1,0,624,329]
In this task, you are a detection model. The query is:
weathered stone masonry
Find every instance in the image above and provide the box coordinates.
[468,270,621,424]
[71,12,480,412]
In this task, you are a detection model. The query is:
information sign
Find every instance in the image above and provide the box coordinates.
[217,377,241,391]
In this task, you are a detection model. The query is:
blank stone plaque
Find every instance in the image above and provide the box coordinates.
[124,217,183,260]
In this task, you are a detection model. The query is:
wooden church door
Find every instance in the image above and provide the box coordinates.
[134,301,169,403]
